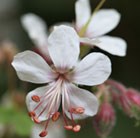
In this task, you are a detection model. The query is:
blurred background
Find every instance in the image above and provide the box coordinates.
[0,0,140,138]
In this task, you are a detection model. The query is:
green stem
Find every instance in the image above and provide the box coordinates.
[79,0,106,37]
[93,0,106,15]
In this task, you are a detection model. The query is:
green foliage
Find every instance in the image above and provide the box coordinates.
[0,106,33,136]
[131,106,140,121]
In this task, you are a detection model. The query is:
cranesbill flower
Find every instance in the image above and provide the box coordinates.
[12,25,111,137]
[75,0,127,56]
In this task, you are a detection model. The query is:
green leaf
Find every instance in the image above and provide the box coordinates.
[0,106,33,136]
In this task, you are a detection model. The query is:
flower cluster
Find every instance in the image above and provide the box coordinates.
[106,80,140,120]
[93,79,140,137]
[11,0,140,138]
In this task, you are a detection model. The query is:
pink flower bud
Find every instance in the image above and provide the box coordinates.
[118,88,140,120]
[93,102,116,138]
[106,79,127,102]
[126,88,140,106]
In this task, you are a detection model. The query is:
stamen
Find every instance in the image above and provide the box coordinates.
[32,83,58,112]
[64,125,73,130]
[31,95,40,102]
[37,103,49,118]
[44,114,51,130]
[68,108,76,113]
[33,117,41,124]
[69,110,76,126]
[39,130,48,137]
[62,87,77,126]
[28,111,36,117]
[73,125,81,132]
[38,115,51,137]
[32,89,55,115]
[75,107,85,114]
[52,112,60,122]
[69,107,85,114]
[62,111,69,126]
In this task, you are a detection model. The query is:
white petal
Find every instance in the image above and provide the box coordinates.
[63,83,99,119]
[26,86,50,121]
[79,37,100,45]
[75,0,91,30]
[49,22,74,32]
[31,119,66,138]
[71,53,111,86]
[21,13,48,46]
[21,13,51,60]
[48,25,80,70]
[12,51,57,84]
[96,36,127,56]
[86,9,121,37]
[26,84,61,122]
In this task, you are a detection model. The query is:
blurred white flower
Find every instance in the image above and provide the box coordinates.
[21,13,51,63]
[75,0,127,56]
[21,3,127,58]
[12,25,111,136]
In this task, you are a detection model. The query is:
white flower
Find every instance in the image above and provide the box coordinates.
[12,25,111,136]
[75,0,127,56]
[21,13,51,63]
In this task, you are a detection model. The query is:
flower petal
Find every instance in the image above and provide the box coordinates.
[63,83,99,119]
[26,86,50,121]
[47,25,80,70]
[86,9,121,37]
[31,119,66,138]
[12,51,57,84]
[71,53,111,86]
[26,84,61,122]
[96,36,127,56]
[50,22,74,32]
[21,13,51,60]
[79,37,100,45]
[75,0,91,30]
[21,13,48,46]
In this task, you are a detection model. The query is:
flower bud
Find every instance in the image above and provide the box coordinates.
[126,89,140,106]
[106,79,127,102]
[118,88,140,120]
[93,102,116,138]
